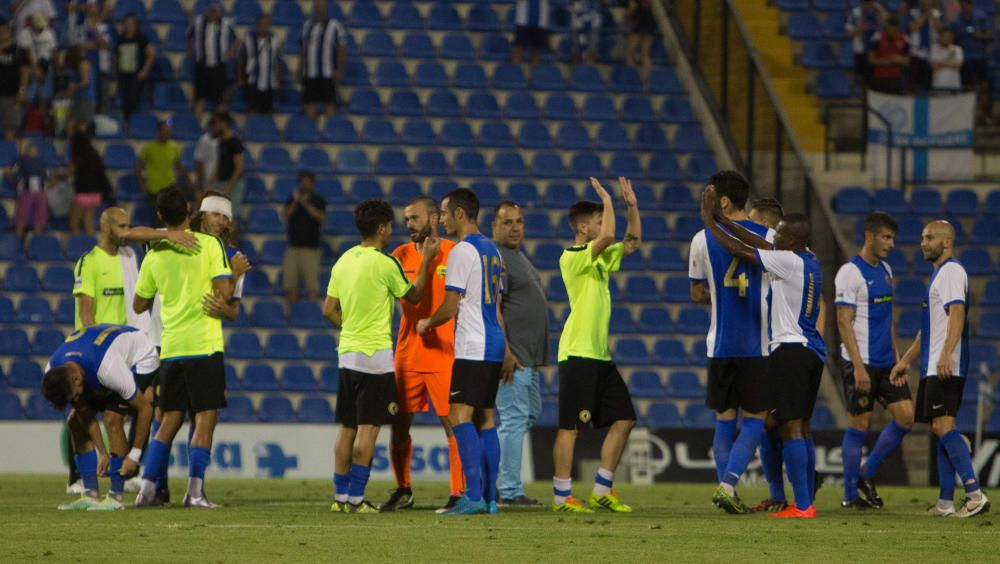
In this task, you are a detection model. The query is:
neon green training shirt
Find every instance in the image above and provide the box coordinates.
[557,241,624,362]
[73,246,126,330]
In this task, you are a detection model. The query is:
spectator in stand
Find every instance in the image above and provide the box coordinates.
[66,0,108,44]
[7,141,48,239]
[137,119,184,225]
[282,170,326,308]
[209,112,245,220]
[300,0,346,119]
[188,2,238,118]
[569,0,602,65]
[114,14,154,128]
[9,0,54,33]
[905,0,942,93]
[869,15,909,94]
[67,131,111,235]
[950,0,992,122]
[193,113,219,199]
[625,0,656,76]
[0,19,28,140]
[930,29,963,93]
[239,14,281,114]
[18,12,55,110]
[63,44,97,136]
[512,0,551,65]
[73,3,111,113]
[846,0,886,88]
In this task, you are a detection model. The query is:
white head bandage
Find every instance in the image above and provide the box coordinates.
[199,196,232,221]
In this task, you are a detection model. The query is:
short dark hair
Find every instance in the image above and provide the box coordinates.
[444,188,480,221]
[751,197,784,218]
[156,187,189,226]
[42,366,74,409]
[216,112,233,127]
[406,195,438,214]
[568,201,603,232]
[493,200,519,217]
[354,199,394,238]
[864,211,898,235]
[886,14,899,27]
[708,170,751,210]
[298,170,316,182]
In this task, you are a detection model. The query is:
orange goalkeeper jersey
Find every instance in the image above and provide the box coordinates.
[392,239,456,373]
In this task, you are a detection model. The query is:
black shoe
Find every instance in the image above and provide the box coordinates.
[378,488,414,512]
[155,488,170,506]
[858,478,884,509]
[435,495,461,514]
[841,497,874,510]
[497,495,542,507]
[813,470,822,498]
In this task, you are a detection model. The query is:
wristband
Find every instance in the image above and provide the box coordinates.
[127,448,142,463]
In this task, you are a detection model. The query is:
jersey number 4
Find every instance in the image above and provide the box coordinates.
[482,255,501,304]
[724,258,750,297]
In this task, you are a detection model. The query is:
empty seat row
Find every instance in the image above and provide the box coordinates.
[835,186,1000,217]
[851,216,1000,247]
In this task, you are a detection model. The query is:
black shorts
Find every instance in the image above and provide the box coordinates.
[854,53,870,84]
[450,359,502,409]
[916,377,965,423]
[159,352,227,413]
[514,25,549,50]
[769,344,824,422]
[706,357,770,414]
[195,63,227,103]
[961,59,989,86]
[246,87,274,113]
[303,77,336,104]
[909,57,932,92]
[841,359,912,415]
[80,371,155,415]
[336,369,398,427]
[558,357,636,430]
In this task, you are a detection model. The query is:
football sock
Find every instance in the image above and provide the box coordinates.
[759,427,785,502]
[108,455,125,495]
[841,427,866,502]
[806,438,817,502]
[593,467,614,496]
[75,450,99,493]
[142,439,170,483]
[941,430,981,498]
[66,428,80,485]
[712,419,737,482]
[721,417,764,487]
[862,421,910,480]
[553,477,572,505]
[150,419,168,490]
[186,446,210,498]
[936,441,956,504]
[452,422,483,502]
[448,435,464,496]
[348,463,372,505]
[333,472,350,503]
[390,437,413,490]
[479,428,500,504]
[784,439,812,510]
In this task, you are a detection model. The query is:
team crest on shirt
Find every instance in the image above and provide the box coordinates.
[578,410,592,423]
[436,265,447,278]
[858,396,870,408]
[388,402,399,415]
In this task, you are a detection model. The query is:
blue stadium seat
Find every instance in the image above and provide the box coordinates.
[633,307,669,333]
[544,182,577,208]
[897,309,922,337]
[376,61,409,87]
[910,188,943,215]
[281,365,318,392]
[653,338,688,366]
[648,245,687,272]
[493,63,527,89]
[508,182,540,206]
[389,179,424,206]
[0,392,23,419]
[4,265,39,293]
[8,359,41,388]
[337,149,370,174]
[570,65,604,91]
[440,120,474,147]
[229,333,264,359]
[225,365,240,391]
[885,248,908,275]
[112,0,146,21]
[531,63,565,90]
[546,277,568,302]
[583,94,616,121]
[287,299,325,329]
[305,334,338,361]
[480,33,512,60]
[622,96,656,122]
[625,276,658,303]
[403,32,437,59]
[428,4,463,31]
[298,397,334,423]
[27,234,63,261]
[169,112,201,142]
[677,308,710,334]
[945,189,979,216]
[895,216,925,245]
[104,143,137,170]
[466,92,501,119]
[479,121,514,148]
[454,62,488,89]
[388,2,421,29]
[427,90,460,117]
[319,366,339,393]
[493,152,527,177]
[834,187,871,214]
[686,153,717,181]
[299,148,333,175]
[348,89,384,115]
[557,123,591,149]
[266,333,302,360]
[970,342,998,371]
[362,118,398,145]
[801,41,837,69]
[342,60,370,87]
[246,208,283,234]
[0,296,13,323]
[971,219,1000,245]
[787,12,823,39]
[980,312,1000,338]
[609,154,643,179]
[26,393,64,420]
[272,0,303,26]
[467,4,501,32]
[323,118,358,144]
[615,339,650,366]
[18,297,51,324]
[661,277,691,303]
[284,115,319,143]
[609,65,643,93]
[41,266,74,293]
[815,70,854,99]
[609,307,636,333]
[413,62,448,89]
[388,90,421,116]
[149,0,186,24]
[53,297,74,325]
[231,0,261,25]
[894,279,926,306]
[531,153,566,178]
[960,248,993,276]
[152,83,189,111]
[872,188,906,214]
[666,371,704,399]
[645,403,682,429]
[258,396,295,423]
[501,92,537,119]
[455,152,488,177]
[220,395,256,422]
[415,150,449,176]
[811,404,836,430]
[374,150,408,175]
[658,185,694,212]
[673,125,710,153]
[630,371,664,398]
[468,181,501,207]
[544,94,578,120]
[634,123,669,151]
[518,121,551,150]
[250,300,287,328]
[536,401,559,428]
[660,97,696,124]
[646,154,683,181]
[441,34,474,59]
[596,122,630,151]
[647,67,683,94]
[685,404,716,428]
[351,178,384,201]
[571,152,604,178]
[350,2,383,28]
[243,365,280,392]
[260,238,289,266]
[241,269,274,297]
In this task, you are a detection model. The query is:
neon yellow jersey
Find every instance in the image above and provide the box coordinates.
[138,140,181,194]
[73,246,127,330]
[557,242,624,362]
[135,231,231,360]
[327,245,412,356]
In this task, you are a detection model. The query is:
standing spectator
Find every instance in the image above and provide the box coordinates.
[18,13,55,110]
[7,141,48,239]
[187,2,238,118]
[67,131,110,235]
[137,119,184,224]
[9,0,54,33]
[624,0,656,76]
[73,3,111,113]
[0,19,28,140]
[210,112,245,219]
[846,0,886,88]
[300,0,346,119]
[239,14,281,114]
[569,0,602,65]
[930,30,963,92]
[491,201,548,507]
[906,0,942,93]
[193,113,219,198]
[869,15,909,94]
[282,171,326,308]
[951,0,992,122]
[114,14,154,127]
[512,0,550,65]
[63,44,97,136]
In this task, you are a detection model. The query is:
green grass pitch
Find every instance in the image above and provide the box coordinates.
[2,476,998,562]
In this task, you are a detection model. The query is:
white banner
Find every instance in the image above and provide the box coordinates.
[0,422,533,481]
[867,91,975,183]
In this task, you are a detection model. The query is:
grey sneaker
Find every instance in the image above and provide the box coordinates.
[926,503,955,517]
[952,495,990,519]
[497,495,542,507]
[134,491,165,508]
[182,493,222,508]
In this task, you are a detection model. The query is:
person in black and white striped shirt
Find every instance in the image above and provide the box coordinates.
[239,14,282,115]
[300,0,346,118]
[186,2,238,118]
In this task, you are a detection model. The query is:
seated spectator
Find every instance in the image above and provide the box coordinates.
[513,0,551,65]
[906,0,942,94]
[115,14,154,127]
[950,0,992,122]
[625,0,656,75]
[7,141,48,239]
[17,13,55,110]
[930,30,963,93]
[10,0,54,34]
[300,0,346,119]
[68,131,110,235]
[869,15,909,94]
[239,14,281,114]
[282,171,325,308]
[62,44,97,136]
[209,112,245,219]
[569,0,602,65]
[137,119,185,224]
[73,3,111,113]
[188,2,238,118]
[0,19,28,140]
[846,0,886,88]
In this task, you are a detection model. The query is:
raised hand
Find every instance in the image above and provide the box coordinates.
[589,176,612,203]
[230,252,251,278]
[619,176,637,208]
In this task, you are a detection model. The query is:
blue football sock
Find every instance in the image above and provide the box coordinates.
[862,421,910,480]
[941,430,980,494]
[348,463,372,501]
[108,455,125,494]
[188,446,210,479]
[150,419,168,490]
[841,427,866,502]
[937,441,956,502]
[333,472,350,496]
[479,428,500,504]
[758,427,785,502]
[75,450,99,492]
[784,439,812,510]
[142,439,170,482]
[806,438,816,502]
[721,417,764,487]
[453,422,483,502]
[712,419,737,482]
